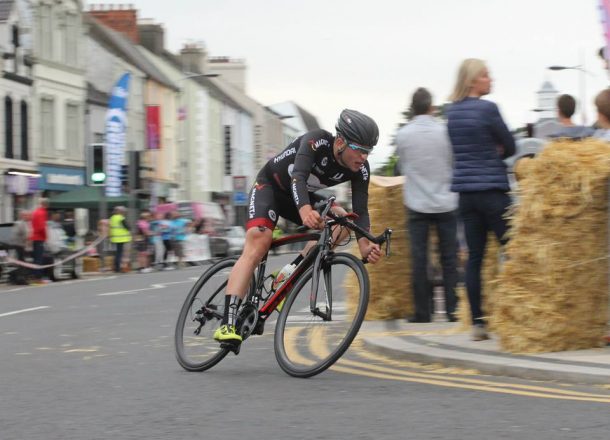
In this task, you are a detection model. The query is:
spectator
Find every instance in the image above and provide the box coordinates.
[62,211,76,248]
[171,211,190,269]
[136,210,153,273]
[446,59,516,341]
[160,212,174,269]
[109,206,132,273]
[593,89,610,141]
[11,210,30,262]
[549,94,594,140]
[30,198,49,283]
[149,212,164,269]
[395,87,459,323]
[46,212,68,255]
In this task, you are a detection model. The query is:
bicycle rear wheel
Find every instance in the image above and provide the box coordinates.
[274,252,369,378]
[175,257,252,371]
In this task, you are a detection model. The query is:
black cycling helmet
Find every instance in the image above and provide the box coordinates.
[335,109,379,148]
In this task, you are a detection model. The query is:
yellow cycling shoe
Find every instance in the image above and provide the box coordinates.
[213,325,243,343]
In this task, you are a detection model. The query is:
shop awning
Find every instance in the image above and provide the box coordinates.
[49,186,143,210]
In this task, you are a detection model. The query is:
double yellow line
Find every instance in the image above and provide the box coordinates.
[282,326,610,403]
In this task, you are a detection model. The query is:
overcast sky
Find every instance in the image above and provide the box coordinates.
[89,0,609,168]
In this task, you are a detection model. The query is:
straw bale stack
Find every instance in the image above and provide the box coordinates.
[494,139,610,353]
[345,176,413,320]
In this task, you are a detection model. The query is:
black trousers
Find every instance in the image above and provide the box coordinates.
[114,242,125,273]
[32,240,45,279]
[408,208,458,321]
[459,190,511,325]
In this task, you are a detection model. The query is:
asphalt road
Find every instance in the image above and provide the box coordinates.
[2,257,610,440]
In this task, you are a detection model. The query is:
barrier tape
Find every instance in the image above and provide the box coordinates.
[0,234,108,270]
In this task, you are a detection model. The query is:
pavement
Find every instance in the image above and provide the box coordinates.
[360,320,610,385]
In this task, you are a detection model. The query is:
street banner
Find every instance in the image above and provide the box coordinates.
[104,73,131,197]
[146,105,162,150]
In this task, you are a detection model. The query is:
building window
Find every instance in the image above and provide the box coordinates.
[5,96,13,159]
[20,100,28,161]
[66,103,78,155]
[224,125,232,175]
[40,4,52,59]
[65,13,77,65]
[41,97,54,154]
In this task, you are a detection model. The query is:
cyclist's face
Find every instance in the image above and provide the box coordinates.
[338,137,370,172]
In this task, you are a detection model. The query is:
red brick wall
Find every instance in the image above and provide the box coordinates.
[88,8,139,43]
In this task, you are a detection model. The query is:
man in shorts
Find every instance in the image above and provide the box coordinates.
[214,109,383,346]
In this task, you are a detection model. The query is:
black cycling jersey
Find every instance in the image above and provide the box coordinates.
[248,129,371,234]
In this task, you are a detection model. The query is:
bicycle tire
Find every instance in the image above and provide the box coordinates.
[273,252,369,378]
[175,257,251,372]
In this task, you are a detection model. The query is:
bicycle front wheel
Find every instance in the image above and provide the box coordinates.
[274,252,369,378]
[175,257,251,372]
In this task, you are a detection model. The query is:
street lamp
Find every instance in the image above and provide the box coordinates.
[547,63,593,125]
[177,72,220,200]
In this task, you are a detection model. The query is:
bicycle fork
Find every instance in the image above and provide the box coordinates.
[310,251,332,321]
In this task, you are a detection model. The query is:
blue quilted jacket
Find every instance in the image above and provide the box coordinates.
[446,97,515,192]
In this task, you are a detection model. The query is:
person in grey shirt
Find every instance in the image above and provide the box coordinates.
[395,87,459,323]
[549,94,594,140]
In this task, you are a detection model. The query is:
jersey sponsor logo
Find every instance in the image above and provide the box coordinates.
[308,138,329,151]
[268,210,277,222]
[313,165,324,175]
[273,147,296,163]
[248,186,257,219]
[329,172,344,181]
[291,179,299,205]
[321,157,328,167]
[360,165,369,181]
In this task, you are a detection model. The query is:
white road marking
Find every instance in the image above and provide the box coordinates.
[98,279,195,296]
[0,306,50,318]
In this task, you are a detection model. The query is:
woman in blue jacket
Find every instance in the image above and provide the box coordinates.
[446,59,516,341]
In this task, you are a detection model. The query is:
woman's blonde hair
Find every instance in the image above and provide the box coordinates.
[449,58,487,102]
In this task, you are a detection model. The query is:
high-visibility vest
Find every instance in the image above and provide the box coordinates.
[109,214,132,243]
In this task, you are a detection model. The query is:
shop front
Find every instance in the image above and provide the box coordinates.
[38,165,87,198]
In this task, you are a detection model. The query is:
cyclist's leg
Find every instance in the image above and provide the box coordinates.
[215,181,276,343]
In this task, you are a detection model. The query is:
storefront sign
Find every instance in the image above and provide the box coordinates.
[6,174,39,195]
[38,165,86,192]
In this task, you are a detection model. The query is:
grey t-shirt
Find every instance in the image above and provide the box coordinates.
[395,115,458,214]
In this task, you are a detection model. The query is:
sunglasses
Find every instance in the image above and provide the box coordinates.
[342,136,373,154]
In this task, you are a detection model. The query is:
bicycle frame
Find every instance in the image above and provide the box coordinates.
[242,197,392,333]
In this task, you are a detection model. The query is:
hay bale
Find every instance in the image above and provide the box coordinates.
[346,176,414,320]
[494,139,610,353]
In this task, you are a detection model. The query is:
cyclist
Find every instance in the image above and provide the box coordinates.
[214,109,383,346]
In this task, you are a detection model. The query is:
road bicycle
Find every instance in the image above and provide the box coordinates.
[174,197,392,378]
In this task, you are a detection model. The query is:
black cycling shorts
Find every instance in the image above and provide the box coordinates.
[245,180,324,231]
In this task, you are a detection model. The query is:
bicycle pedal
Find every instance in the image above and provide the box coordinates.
[220,341,241,355]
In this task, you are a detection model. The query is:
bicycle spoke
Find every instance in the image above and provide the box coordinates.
[274,253,369,377]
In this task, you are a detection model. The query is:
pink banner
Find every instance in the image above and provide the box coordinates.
[146,105,161,150]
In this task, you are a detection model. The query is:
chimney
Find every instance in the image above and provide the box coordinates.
[87,4,139,43]
[207,57,247,93]
[180,43,207,74]
[138,19,164,55]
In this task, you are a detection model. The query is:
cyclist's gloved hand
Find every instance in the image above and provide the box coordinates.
[359,239,382,264]
[299,205,324,230]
